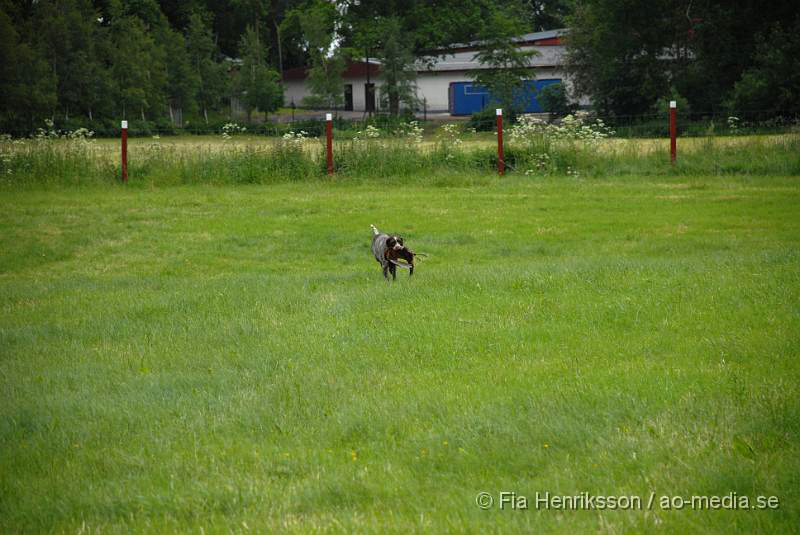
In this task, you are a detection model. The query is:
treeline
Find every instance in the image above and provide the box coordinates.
[0,0,288,133]
[0,0,549,134]
[2,0,797,136]
[565,0,800,119]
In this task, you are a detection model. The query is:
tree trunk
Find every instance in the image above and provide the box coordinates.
[204,107,208,124]
[274,20,283,73]
[364,49,371,119]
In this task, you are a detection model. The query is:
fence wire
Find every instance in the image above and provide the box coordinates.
[1,110,798,140]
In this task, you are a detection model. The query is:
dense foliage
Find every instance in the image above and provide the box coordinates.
[1,0,796,134]
[565,0,800,118]
[0,0,544,134]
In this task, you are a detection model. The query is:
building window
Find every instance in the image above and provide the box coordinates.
[464,84,489,95]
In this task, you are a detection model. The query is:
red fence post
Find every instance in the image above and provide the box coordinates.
[669,100,677,164]
[121,120,128,183]
[496,108,504,176]
[326,113,333,176]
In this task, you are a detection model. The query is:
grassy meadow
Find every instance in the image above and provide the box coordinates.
[1,168,799,533]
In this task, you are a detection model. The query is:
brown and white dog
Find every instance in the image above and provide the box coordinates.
[370,224,415,280]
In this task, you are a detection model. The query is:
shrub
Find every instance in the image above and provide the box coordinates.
[537,83,575,118]
[508,112,614,146]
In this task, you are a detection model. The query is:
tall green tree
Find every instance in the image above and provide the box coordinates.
[564,0,683,117]
[83,24,115,122]
[728,18,800,116]
[678,0,799,113]
[470,5,538,115]
[186,12,227,123]
[36,0,98,121]
[108,13,165,120]
[374,17,418,115]
[0,6,57,130]
[294,0,346,110]
[565,0,798,116]
[161,26,200,122]
[237,25,284,121]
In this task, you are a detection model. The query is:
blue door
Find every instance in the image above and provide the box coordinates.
[450,83,491,115]
[449,79,562,115]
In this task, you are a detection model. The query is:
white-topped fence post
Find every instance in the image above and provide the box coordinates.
[669,101,677,164]
[325,113,333,176]
[496,109,504,176]
[121,120,128,183]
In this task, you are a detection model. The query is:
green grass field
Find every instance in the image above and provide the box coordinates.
[1,173,799,533]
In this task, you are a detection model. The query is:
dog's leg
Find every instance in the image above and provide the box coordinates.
[390,263,397,281]
[382,263,391,280]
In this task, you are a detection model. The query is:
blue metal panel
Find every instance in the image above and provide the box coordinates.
[450,79,562,115]
[450,83,490,115]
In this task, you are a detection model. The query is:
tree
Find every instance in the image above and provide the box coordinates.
[374,17,418,115]
[294,0,346,110]
[728,18,800,116]
[35,0,96,122]
[340,1,536,115]
[0,6,57,130]
[523,0,569,31]
[108,14,163,120]
[186,12,227,123]
[538,82,573,119]
[83,24,115,122]
[470,6,538,115]
[564,0,683,117]
[250,64,285,119]
[161,26,200,122]
[237,25,284,121]
[564,0,798,117]
[677,0,798,113]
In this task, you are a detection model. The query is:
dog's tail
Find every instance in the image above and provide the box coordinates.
[370,224,379,236]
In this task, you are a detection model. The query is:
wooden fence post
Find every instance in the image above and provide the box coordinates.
[121,120,128,183]
[326,113,333,176]
[496,109,504,176]
[669,100,677,164]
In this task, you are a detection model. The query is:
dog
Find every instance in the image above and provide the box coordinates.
[370,224,414,280]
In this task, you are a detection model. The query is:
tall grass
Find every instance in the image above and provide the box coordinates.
[508,136,800,178]
[1,131,798,187]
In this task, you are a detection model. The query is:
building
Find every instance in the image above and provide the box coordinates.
[281,29,579,115]
[283,61,382,113]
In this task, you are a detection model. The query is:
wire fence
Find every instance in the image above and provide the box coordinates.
[1,110,798,140]
[465,109,800,138]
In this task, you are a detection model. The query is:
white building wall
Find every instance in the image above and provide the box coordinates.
[282,40,587,112]
[414,71,459,112]
[414,67,571,113]
[283,79,311,107]
[284,76,379,112]
[345,76,370,111]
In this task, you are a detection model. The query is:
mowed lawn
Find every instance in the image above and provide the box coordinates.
[1,175,798,533]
